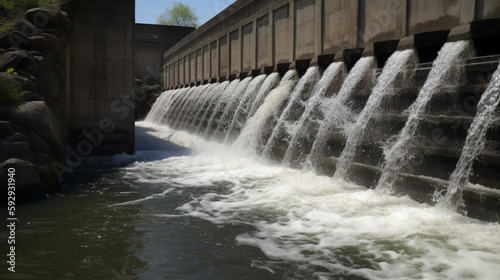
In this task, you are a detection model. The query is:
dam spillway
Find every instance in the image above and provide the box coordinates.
[148,38,500,222]
[148,0,500,221]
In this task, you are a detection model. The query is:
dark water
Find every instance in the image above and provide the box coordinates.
[1,128,294,280]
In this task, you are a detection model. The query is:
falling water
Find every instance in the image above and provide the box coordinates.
[193,81,230,132]
[261,67,320,159]
[169,86,198,128]
[436,62,500,211]
[225,75,267,143]
[160,87,190,125]
[233,70,298,152]
[204,79,241,136]
[173,85,206,129]
[376,40,471,193]
[145,89,174,124]
[246,73,281,122]
[180,83,218,129]
[282,62,343,166]
[334,50,415,180]
[213,77,252,139]
[306,56,375,169]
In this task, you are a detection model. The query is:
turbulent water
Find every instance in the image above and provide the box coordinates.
[10,122,500,280]
[334,50,415,180]
[436,61,500,211]
[376,41,471,193]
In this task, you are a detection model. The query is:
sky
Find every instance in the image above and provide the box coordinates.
[135,0,238,26]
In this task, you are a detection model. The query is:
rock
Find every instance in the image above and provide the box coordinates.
[0,158,44,199]
[8,101,63,148]
[20,91,44,102]
[15,19,41,37]
[0,121,13,138]
[0,52,21,72]
[29,33,61,54]
[0,141,35,162]
[27,131,52,154]
[0,72,37,92]
[40,27,67,43]
[0,30,30,49]
[25,7,71,31]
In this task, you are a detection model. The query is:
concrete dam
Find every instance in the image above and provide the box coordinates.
[148,0,500,222]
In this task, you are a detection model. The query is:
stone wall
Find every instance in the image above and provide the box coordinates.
[162,0,500,89]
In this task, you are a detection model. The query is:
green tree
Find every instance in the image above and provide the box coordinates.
[156,2,199,28]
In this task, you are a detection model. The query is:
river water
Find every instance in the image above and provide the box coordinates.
[5,122,500,280]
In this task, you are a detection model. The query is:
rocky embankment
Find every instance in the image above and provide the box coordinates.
[0,7,70,200]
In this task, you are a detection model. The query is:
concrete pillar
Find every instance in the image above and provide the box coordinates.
[67,0,135,155]
[362,0,407,46]
[322,0,359,54]
[273,4,291,64]
[210,40,218,79]
[482,0,500,19]
[219,34,228,78]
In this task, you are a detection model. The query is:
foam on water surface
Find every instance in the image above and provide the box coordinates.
[112,122,500,280]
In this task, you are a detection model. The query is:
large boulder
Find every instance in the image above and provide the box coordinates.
[0,72,37,92]
[25,7,71,31]
[29,33,61,54]
[0,51,21,72]
[0,158,45,199]
[8,101,63,148]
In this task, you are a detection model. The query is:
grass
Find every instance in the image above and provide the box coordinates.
[0,0,61,37]
[0,75,23,106]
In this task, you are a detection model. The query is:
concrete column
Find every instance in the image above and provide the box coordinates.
[210,40,218,79]
[315,0,323,56]
[67,0,135,155]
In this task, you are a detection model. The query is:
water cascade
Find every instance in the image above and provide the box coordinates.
[160,87,190,125]
[225,74,267,143]
[204,79,242,136]
[145,88,177,124]
[333,50,415,180]
[213,77,253,140]
[169,86,197,128]
[146,39,500,222]
[305,56,375,170]
[173,85,206,129]
[261,67,320,159]
[233,70,298,152]
[179,83,218,129]
[282,62,343,167]
[245,73,281,125]
[194,81,230,132]
[437,62,500,211]
[138,40,500,278]
[376,40,471,193]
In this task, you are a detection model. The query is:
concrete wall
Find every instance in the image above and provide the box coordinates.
[162,0,500,89]
[67,0,135,154]
[135,24,194,85]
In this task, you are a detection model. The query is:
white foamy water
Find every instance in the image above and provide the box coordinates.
[334,50,415,180]
[377,41,471,193]
[437,61,500,211]
[232,70,298,152]
[121,122,500,280]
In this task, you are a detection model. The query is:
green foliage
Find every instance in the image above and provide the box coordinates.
[0,0,15,12]
[7,68,17,75]
[156,2,199,28]
[0,76,23,106]
[0,19,15,35]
